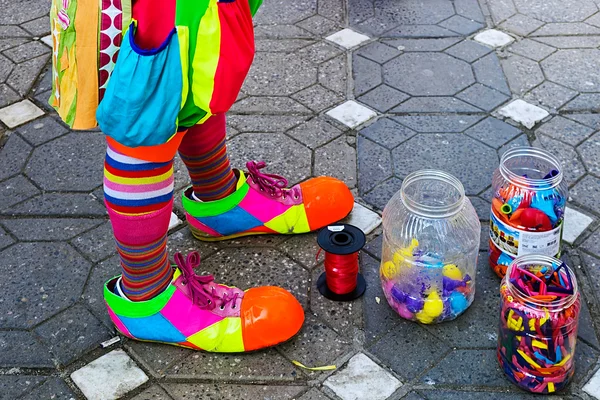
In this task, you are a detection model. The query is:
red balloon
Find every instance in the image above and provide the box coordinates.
[518,208,553,231]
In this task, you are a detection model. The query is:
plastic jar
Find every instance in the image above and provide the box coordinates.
[497,255,580,394]
[380,170,481,324]
[489,147,568,278]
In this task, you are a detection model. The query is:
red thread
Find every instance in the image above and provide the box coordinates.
[322,251,360,295]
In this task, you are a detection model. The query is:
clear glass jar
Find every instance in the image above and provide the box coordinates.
[489,147,568,278]
[497,255,580,394]
[380,170,481,324]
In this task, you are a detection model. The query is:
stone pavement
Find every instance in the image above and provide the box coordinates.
[2,0,600,399]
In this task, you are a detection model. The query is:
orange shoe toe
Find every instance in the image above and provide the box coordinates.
[300,177,354,231]
[241,287,304,351]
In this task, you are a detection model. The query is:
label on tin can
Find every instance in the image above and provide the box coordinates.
[490,209,561,257]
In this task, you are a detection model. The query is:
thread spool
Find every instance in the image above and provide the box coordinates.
[317,224,366,301]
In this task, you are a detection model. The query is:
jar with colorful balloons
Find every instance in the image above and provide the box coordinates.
[380,170,480,324]
[489,147,568,278]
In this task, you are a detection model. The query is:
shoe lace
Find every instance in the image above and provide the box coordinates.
[174,252,240,311]
[246,161,300,200]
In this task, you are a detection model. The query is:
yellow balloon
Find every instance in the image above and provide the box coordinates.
[381,261,399,280]
[442,264,463,280]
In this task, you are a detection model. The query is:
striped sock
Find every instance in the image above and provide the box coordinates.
[178,113,237,201]
[104,145,174,301]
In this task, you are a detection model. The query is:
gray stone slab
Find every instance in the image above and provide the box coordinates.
[0,242,91,329]
[25,132,105,191]
[469,197,491,220]
[364,234,382,260]
[419,390,543,399]
[298,389,331,400]
[299,41,343,64]
[356,41,402,64]
[167,348,298,380]
[0,133,32,180]
[486,0,518,24]
[424,253,502,349]
[126,340,195,376]
[473,53,511,95]
[392,115,483,133]
[582,253,600,301]
[562,93,600,111]
[566,113,600,129]
[439,15,484,35]
[0,84,20,108]
[534,22,600,35]
[362,253,402,341]
[499,14,545,36]
[513,0,597,22]
[403,392,426,400]
[578,296,600,350]
[291,84,344,113]
[542,49,600,93]
[227,115,309,133]
[456,84,510,112]
[370,317,450,380]
[7,54,49,96]
[507,38,555,62]
[393,97,481,113]
[314,136,357,188]
[244,52,317,96]
[201,247,309,307]
[533,134,586,184]
[364,177,403,211]
[15,116,68,146]
[0,54,15,83]
[1,218,102,241]
[35,304,111,366]
[384,53,474,96]
[254,0,316,24]
[296,15,339,37]
[0,331,53,368]
[318,55,348,95]
[498,134,531,157]
[422,349,511,387]
[360,118,416,149]
[373,0,455,25]
[0,25,30,37]
[572,175,600,213]
[279,233,320,270]
[525,81,578,111]
[228,132,311,185]
[254,38,315,53]
[254,24,315,39]
[21,15,51,36]
[536,116,594,146]
[392,133,498,195]
[445,40,491,63]
[4,192,107,217]
[574,340,600,383]
[353,54,382,96]
[0,38,29,52]
[578,131,600,176]
[358,136,393,194]
[0,376,46,400]
[164,383,305,400]
[70,221,115,263]
[289,117,343,149]
[230,96,311,114]
[465,117,522,149]
[319,0,345,23]
[583,229,600,256]
[384,38,461,52]
[358,85,409,112]
[383,25,461,38]
[536,35,600,48]
[131,385,173,400]
[0,174,39,210]
[3,41,49,63]
[81,255,120,329]
[501,54,545,95]
[0,224,14,250]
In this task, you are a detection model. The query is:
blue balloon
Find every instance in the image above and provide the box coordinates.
[449,292,468,315]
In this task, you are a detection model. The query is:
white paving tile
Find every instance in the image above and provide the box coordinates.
[326,28,370,49]
[474,29,514,48]
[71,349,148,400]
[342,202,381,235]
[169,212,182,230]
[41,35,53,47]
[0,100,44,128]
[563,206,593,244]
[324,353,402,400]
[326,101,377,128]
[584,365,600,399]
[498,99,549,129]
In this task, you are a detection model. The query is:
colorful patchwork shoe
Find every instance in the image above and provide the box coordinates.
[183,161,354,241]
[104,252,304,352]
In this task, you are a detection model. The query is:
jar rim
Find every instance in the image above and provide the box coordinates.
[400,169,465,219]
[505,254,579,311]
[499,147,563,189]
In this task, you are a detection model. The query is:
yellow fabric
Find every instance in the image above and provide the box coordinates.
[186,317,244,352]
[72,0,99,130]
[57,45,78,122]
[177,27,190,111]
[191,0,220,114]
[265,205,310,234]
[103,167,174,185]
[121,0,132,34]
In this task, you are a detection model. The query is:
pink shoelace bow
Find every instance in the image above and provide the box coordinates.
[246,161,301,200]
[174,252,240,311]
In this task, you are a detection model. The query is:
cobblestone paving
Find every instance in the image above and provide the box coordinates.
[1,0,600,399]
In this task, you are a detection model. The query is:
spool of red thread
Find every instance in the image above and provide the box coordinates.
[317,224,367,301]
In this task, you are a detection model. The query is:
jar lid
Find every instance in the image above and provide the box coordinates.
[317,224,365,255]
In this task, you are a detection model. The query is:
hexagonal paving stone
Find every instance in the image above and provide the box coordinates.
[542,49,600,92]
[0,133,32,181]
[392,134,498,195]
[5,192,107,217]
[513,0,598,22]
[0,376,46,399]
[353,55,382,96]
[0,242,92,329]
[0,174,40,210]
[25,132,105,191]
[363,177,403,211]
[314,136,357,188]
[0,331,53,368]
[289,117,343,149]
[393,96,481,113]
[358,136,393,194]
[243,52,317,96]
[253,0,317,25]
[163,383,305,399]
[374,0,455,25]
[384,53,475,96]
[472,53,511,95]
[70,222,115,264]
[227,132,311,185]
[360,118,416,149]
[534,135,586,184]
[465,117,521,149]
[392,115,483,133]
[536,115,594,146]
[571,175,600,213]
[578,132,600,176]
[0,225,14,250]
[501,54,545,95]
